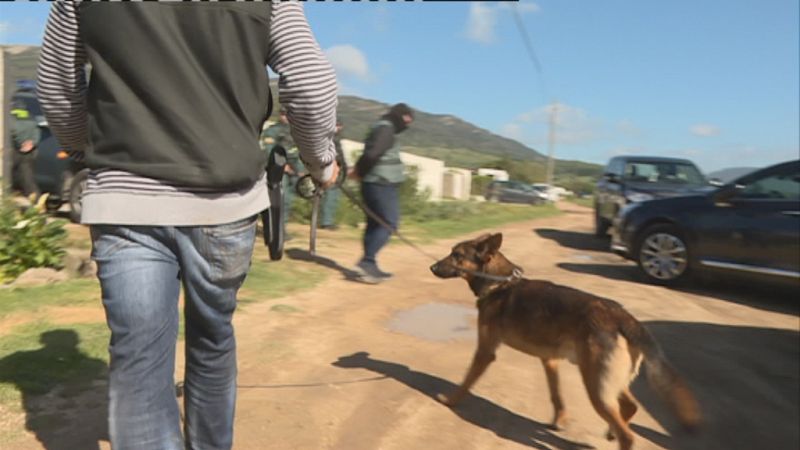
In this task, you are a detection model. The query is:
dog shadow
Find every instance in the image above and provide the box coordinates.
[534,228,611,253]
[285,248,363,282]
[631,321,799,450]
[332,352,593,450]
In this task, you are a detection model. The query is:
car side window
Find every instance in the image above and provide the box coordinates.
[739,169,800,200]
[611,159,623,176]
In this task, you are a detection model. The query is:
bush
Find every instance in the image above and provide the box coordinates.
[0,195,68,283]
[471,175,493,198]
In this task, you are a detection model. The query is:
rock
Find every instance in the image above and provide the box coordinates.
[63,248,95,279]
[80,260,97,278]
[11,268,69,288]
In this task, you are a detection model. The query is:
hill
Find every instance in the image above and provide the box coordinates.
[335,96,546,165]
[272,83,605,182]
[707,167,757,183]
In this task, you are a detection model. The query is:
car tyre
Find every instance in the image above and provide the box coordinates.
[68,169,89,224]
[634,223,691,286]
[45,196,63,213]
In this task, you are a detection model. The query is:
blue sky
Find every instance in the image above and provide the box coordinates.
[1,1,798,172]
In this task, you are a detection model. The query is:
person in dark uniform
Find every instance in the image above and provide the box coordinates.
[10,101,41,200]
[350,103,414,284]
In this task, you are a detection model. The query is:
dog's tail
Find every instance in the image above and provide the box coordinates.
[622,319,702,431]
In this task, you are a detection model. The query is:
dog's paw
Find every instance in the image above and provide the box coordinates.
[549,412,568,431]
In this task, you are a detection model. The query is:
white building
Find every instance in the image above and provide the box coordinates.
[476,168,509,181]
[442,168,472,201]
[342,139,463,201]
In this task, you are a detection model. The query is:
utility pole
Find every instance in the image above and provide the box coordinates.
[545,100,558,188]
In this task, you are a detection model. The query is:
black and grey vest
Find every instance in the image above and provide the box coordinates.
[79,2,273,189]
[362,120,405,184]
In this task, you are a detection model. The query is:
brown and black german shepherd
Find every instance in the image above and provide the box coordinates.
[430,233,701,450]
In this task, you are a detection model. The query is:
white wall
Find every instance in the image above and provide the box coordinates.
[443,168,472,200]
[477,168,509,181]
[400,152,445,200]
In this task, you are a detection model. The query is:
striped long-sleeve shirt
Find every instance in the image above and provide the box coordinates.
[37,0,337,226]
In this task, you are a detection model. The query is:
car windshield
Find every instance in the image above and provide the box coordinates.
[509,182,534,192]
[623,161,706,185]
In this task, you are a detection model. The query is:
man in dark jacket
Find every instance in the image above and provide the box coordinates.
[10,102,41,199]
[351,103,414,283]
[38,3,338,449]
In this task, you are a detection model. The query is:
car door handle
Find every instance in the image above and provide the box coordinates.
[782,211,800,216]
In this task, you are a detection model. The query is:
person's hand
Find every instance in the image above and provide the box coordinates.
[284,166,295,176]
[19,140,34,153]
[347,167,360,182]
[318,162,340,189]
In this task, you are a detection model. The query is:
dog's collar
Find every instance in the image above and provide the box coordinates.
[460,267,523,283]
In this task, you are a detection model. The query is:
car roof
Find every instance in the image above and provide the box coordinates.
[613,155,696,164]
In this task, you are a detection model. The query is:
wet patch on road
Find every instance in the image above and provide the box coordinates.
[388,303,476,342]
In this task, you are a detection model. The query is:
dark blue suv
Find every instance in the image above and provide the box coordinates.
[594,156,715,236]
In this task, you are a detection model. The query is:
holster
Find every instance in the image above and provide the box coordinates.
[261,145,288,260]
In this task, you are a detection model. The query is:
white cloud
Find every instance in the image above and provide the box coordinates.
[616,120,642,138]
[0,21,11,36]
[500,123,524,141]
[466,2,540,44]
[499,2,541,14]
[516,102,602,146]
[370,6,390,33]
[465,4,498,44]
[324,45,371,81]
[690,123,720,137]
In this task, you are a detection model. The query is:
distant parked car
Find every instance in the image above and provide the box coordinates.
[11,83,87,223]
[612,159,800,286]
[485,180,547,205]
[594,156,714,236]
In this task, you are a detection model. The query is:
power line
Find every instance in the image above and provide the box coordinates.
[510,4,558,186]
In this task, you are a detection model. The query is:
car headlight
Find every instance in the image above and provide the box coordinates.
[625,191,654,203]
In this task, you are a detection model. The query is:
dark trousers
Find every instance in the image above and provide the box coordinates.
[13,150,39,198]
[361,182,399,264]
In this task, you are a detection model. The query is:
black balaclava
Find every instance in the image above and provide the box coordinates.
[382,103,414,133]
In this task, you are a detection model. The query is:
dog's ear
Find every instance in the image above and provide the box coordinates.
[477,233,503,260]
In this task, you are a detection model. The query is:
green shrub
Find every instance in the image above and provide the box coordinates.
[471,175,493,198]
[0,196,68,283]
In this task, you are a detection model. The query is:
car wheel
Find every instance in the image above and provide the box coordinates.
[635,223,690,286]
[488,194,500,203]
[68,169,89,223]
[594,206,611,237]
[45,196,63,213]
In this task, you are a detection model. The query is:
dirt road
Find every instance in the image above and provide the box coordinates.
[12,203,800,449]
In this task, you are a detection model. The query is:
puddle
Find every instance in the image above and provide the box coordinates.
[388,303,477,342]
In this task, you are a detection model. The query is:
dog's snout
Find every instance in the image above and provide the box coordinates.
[430,263,439,273]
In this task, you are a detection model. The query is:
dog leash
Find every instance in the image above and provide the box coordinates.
[297,175,524,283]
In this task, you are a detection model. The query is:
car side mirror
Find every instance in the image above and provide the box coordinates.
[604,173,619,183]
[708,178,724,187]
[712,184,743,204]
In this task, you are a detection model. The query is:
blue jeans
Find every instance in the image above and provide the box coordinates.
[361,182,400,264]
[320,186,340,227]
[91,216,257,450]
